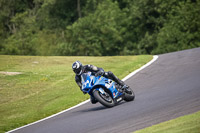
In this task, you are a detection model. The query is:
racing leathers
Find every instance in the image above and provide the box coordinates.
[75,64,126,93]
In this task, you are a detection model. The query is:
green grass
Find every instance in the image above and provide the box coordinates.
[134,111,200,133]
[0,55,152,133]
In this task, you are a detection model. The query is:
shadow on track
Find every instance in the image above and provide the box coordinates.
[75,106,107,113]
[75,101,127,113]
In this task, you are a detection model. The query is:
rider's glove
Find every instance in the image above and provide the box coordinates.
[95,70,104,77]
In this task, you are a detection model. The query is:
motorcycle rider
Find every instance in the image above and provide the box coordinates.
[72,61,129,104]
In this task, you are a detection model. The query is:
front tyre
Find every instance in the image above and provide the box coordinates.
[93,89,115,108]
[124,87,135,101]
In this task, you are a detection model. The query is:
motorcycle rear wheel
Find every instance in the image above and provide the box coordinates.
[93,89,115,108]
[124,87,135,101]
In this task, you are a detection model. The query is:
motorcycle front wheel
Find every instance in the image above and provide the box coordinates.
[93,89,115,108]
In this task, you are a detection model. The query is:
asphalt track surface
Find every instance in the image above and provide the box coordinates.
[10,48,200,133]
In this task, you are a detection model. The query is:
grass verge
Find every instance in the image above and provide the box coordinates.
[0,55,152,133]
[134,111,200,133]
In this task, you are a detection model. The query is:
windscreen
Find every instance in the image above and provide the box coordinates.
[81,73,88,82]
[81,72,91,84]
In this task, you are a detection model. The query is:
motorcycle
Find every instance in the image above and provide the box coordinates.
[81,72,135,108]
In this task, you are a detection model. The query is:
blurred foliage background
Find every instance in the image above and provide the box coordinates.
[0,0,200,56]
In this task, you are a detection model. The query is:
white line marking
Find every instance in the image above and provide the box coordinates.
[122,55,159,81]
[7,55,158,133]
[7,100,90,133]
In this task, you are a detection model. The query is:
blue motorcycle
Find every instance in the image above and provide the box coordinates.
[81,72,135,108]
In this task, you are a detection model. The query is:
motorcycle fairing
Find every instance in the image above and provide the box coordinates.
[81,72,123,99]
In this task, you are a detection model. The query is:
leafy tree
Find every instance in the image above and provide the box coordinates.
[59,0,126,56]
[124,0,181,54]
[0,0,37,54]
[1,0,200,55]
[153,0,200,54]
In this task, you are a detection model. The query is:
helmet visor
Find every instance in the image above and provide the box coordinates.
[73,67,82,75]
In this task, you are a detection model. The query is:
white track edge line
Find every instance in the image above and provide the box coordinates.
[7,100,90,133]
[122,55,158,81]
[7,55,158,133]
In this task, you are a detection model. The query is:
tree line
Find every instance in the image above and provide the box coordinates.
[0,0,200,56]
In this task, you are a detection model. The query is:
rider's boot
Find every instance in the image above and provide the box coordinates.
[121,84,129,90]
[117,80,130,92]
[104,71,130,92]
[118,80,133,94]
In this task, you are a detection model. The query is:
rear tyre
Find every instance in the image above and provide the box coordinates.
[93,89,115,108]
[124,87,135,101]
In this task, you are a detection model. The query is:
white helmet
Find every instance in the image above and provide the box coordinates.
[72,61,82,75]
